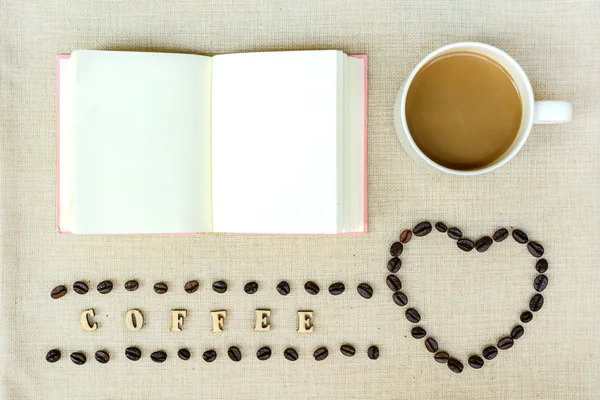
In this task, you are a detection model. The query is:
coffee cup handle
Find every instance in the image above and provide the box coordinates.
[533,101,572,124]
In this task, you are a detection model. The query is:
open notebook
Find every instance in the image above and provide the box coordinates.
[57,50,367,234]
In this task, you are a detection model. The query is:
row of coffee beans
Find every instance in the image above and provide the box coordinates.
[46,345,380,364]
[51,280,375,298]
[388,221,548,373]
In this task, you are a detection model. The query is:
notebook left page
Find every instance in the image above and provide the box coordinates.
[58,50,213,234]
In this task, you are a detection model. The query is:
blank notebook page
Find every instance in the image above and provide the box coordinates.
[211,51,340,233]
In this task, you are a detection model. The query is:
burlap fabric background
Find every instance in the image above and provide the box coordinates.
[1,1,599,399]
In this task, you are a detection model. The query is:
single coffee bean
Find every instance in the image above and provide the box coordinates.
[435,222,448,232]
[475,236,493,252]
[468,355,484,369]
[387,257,402,273]
[95,350,110,364]
[527,242,544,258]
[328,282,345,295]
[202,349,217,363]
[457,238,475,252]
[256,346,271,360]
[413,221,432,236]
[520,311,533,323]
[529,293,544,312]
[497,337,514,350]
[386,275,402,292]
[399,229,412,244]
[151,350,167,363]
[434,351,449,363]
[392,291,408,307]
[184,280,199,294]
[493,228,509,242]
[512,229,529,244]
[97,280,113,294]
[228,346,242,362]
[390,241,403,257]
[425,338,438,353]
[124,280,139,291]
[46,349,61,363]
[511,325,524,340]
[447,227,462,240]
[367,345,379,360]
[70,352,86,365]
[533,275,548,292]
[482,346,498,360]
[313,347,329,361]
[50,285,67,299]
[212,281,227,293]
[125,347,141,361]
[284,348,298,361]
[304,281,320,295]
[357,283,373,299]
[447,358,464,373]
[277,281,291,295]
[340,344,356,357]
[405,308,421,323]
[244,281,258,294]
[73,281,88,294]
[411,327,426,339]
[536,259,548,273]
[177,348,191,360]
[153,282,168,294]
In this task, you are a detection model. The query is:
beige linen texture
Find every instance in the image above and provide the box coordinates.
[1,1,599,399]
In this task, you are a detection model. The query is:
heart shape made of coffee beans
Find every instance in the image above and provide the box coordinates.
[386,221,548,373]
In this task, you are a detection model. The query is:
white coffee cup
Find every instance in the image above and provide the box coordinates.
[393,42,572,175]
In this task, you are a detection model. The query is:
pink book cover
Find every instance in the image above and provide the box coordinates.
[56,53,368,235]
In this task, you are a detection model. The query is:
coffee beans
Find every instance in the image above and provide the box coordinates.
[304,281,320,295]
[328,282,345,295]
[153,282,168,294]
[435,222,448,232]
[457,238,474,252]
[512,229,529,244]
[284,348,298,361]
[184,280,199,294]
[70,352,86,365]
[527,242,544,257]
[125,347,141,361]
[228,346,242,362]
[413,221,432,236]
[392,291,408,307]
[468,355,484,369]
[405,308,421,323]
[177,348,191,360]
[533,275,548,292]
[425,338,438,353]
[46,349,61,363]
[97,280,113,294]
[447,358,463,373]
[497,337,514,350]
[212,281,227,293]
[151,350,167,363]
[73,281,88,294]
[95,350,110,364]
[411,327,426,339]
[447,227,462,240]
[387,257,402,273]
[475,236,493,252]
[313,347,329,361]
[51,285,67,299]
[434,351,449,363]
[277,281,290,295]
[244,281,258,294]
[493,228,509,242]
[386,275,402,292]
[203,349,217,363]
[390,241,403,257]
[124,280,139,291]
[530,293,544,312]
[520,311,533,323]
[340,344,356,357]
[367,345,379,360]
[482,346,498,360]
[256,346,271,360]
[357,283,373,299]
[511,325,524,340]
[399,229,412,243]
[536,259,548,273]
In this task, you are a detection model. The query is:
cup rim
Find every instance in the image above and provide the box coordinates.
[399,42,535,176]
